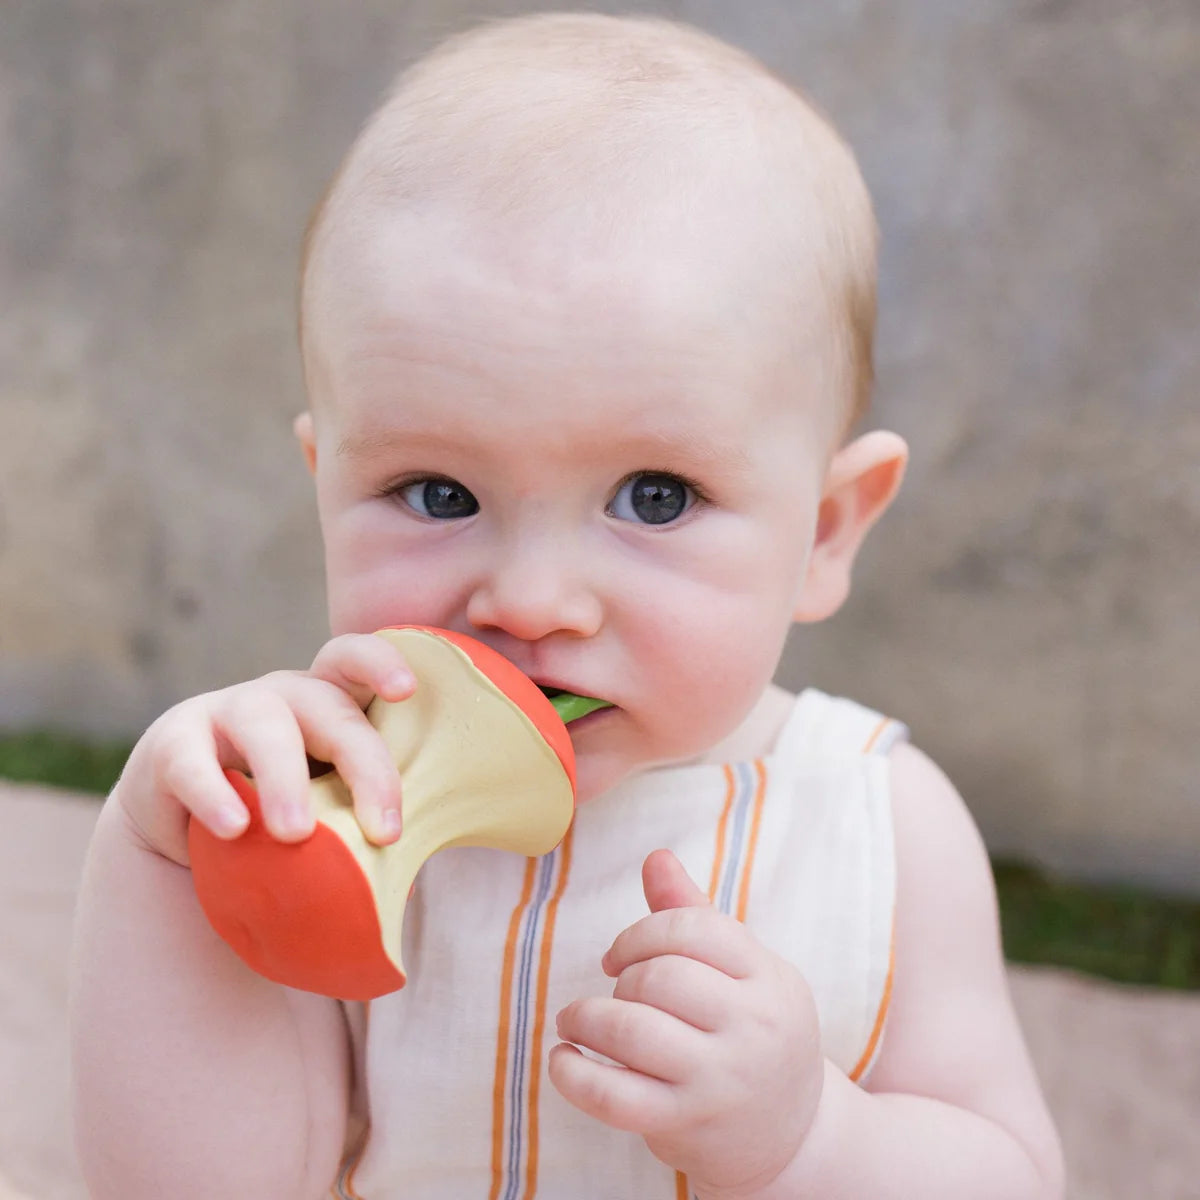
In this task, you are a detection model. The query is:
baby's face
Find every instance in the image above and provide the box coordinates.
[304,220,839,801]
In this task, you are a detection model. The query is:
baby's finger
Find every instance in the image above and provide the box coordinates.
[548,1042,678,1135]
[611,954,735,1033]
[603,908,756,981]
[308,633,415,709]
[556,997,704,1085]
[154,719,252,844]
[285,682,404,845]
[211,689,314,841]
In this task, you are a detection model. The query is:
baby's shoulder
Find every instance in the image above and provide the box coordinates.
[883,738,1001,992]
[886,740,988,878]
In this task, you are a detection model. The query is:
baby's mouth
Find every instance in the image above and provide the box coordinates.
[538,688,613,724]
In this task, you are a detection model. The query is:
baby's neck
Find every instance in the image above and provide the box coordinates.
[696,683,796,765]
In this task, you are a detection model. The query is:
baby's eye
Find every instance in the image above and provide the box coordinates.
[607,473,695,526]
[399,478,479,520]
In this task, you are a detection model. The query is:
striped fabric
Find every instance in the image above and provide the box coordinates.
[671,759,766,1200]
[333,1145,364,1200]
[331,688,902,1199]
[489,831,575,1200]
[707,760,768,918]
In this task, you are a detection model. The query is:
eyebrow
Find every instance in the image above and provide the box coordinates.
[335,427,456,459]
[336,422,755,475]
[630,428,755,474]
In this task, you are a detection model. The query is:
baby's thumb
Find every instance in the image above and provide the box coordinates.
[642,849,709,913]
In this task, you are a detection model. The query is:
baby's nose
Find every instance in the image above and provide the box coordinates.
[465,540,602,642]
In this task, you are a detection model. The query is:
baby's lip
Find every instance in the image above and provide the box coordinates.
[531,676,587,698]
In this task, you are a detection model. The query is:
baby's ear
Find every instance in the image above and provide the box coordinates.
[294,411,318,475]
[793,430,908,624]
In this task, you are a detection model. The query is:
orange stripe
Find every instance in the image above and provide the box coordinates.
[490,857,540,1200]
[849,924,895,1082]
[522,830,575,1200]
[335,1133,368,1200]
[685,765,738,1200]
[330,1144,366,1200]
[734,760,768,923]
[342,1151,365,1200]
[706,765,738,901]
[862,717,890,755]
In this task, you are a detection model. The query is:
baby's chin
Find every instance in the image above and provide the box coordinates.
[568,733,715,806]
[568,739,674,806]
[569,753,629,806]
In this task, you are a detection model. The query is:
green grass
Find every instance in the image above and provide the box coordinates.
[0,731,1196,990]
[993,859,1200,991]
[0,730,133,796]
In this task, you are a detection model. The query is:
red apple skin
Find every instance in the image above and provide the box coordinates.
[189,770,405,1001]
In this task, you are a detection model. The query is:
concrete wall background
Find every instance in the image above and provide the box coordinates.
[2,0,1197,893]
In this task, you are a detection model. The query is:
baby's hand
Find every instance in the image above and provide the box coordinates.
[114,633,415,867]
[550,850,823,1199]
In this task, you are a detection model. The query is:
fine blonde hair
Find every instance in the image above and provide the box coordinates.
[300,12,878,429]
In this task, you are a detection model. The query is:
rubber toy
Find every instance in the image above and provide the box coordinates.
[188,626,609,1001]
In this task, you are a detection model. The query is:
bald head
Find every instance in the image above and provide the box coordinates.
[301,13,878,430]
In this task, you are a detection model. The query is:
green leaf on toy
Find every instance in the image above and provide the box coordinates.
[546,692,613,723]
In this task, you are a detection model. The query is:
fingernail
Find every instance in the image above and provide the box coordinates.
[217,805,248,836]
[381,809,402,839]
[281,802,311,836]
[385,670,415,695]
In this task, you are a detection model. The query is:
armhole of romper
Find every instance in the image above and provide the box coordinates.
[775,689,906,1086]
[776,688,909,761]
[853,728,903,1086]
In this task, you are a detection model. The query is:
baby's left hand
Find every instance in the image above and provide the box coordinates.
[549,850,824,1198]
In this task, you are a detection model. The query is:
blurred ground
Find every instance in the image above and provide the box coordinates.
[2,781,1198,1200]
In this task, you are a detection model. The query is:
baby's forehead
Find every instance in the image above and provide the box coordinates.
[310,203,829,421]
[310,218,842,474]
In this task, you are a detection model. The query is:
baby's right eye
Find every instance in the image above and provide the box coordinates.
[398,478,479,520]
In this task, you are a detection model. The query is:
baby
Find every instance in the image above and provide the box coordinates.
[70,13,1063,1200]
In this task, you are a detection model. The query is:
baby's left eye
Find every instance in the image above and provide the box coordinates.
[607,473,695,526]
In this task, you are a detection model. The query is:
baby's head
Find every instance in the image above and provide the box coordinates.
[295,13,907,798]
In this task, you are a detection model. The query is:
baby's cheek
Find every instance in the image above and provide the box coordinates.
[658,604,789,739]
[325,549,462,637]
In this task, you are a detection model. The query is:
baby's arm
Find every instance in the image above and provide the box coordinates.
[552,743,1064,1199]
[70,635,413,1199]
[71,801,352,1198]
[766,741,1064,1198]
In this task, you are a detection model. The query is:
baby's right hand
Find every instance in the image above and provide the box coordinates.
[114,633,416,867]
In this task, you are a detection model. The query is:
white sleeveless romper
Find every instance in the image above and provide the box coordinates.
[332,688,906,1200]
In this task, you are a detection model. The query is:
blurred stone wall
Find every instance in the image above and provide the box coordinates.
[2,0,1197,893]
